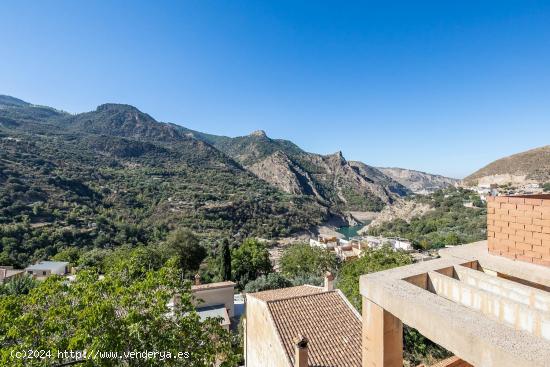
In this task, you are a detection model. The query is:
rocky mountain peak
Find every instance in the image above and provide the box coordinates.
[249,130,267,138]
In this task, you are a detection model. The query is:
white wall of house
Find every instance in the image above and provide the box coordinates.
[245,296,290,367]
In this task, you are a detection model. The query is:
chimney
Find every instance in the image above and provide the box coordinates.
[293,335,308,367]
[324,271,334,291]
[194,273,201,286]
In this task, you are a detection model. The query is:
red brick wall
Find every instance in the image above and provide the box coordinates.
[487,195,550,267]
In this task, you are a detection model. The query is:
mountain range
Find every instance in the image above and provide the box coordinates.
[0,95,461,241]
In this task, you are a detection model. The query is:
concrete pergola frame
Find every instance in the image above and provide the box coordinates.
[360,241,550,367]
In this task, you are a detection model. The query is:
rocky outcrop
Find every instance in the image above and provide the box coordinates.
[378,167,458,194]
[359,198,433,233]
[247,151,322,198]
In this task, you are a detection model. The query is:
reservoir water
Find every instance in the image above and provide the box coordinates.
[336,222,370,239]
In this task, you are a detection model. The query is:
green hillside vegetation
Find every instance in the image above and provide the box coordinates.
[0,124,325,267]
[367,187,487,249]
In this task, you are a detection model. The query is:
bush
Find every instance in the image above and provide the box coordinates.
[279,243,340,278]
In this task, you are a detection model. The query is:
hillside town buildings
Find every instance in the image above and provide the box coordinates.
[309,234,414,261]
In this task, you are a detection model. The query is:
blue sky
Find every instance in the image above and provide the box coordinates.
[2,1,550,178]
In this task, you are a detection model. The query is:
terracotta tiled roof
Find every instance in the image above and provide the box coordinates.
[249,285,324,302]
[265,290,362,367]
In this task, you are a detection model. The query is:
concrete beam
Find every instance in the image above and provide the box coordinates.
[360,253,550,367]
[428,271,550,341]
[453,265,550,312]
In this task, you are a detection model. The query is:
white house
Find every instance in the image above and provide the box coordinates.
[25,261,69,278]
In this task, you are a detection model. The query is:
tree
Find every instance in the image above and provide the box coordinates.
[244,273,292,293]
[0,258,238,367]
[543,182,550,192]
[163,229,207,274]
[220,239,232,281]
[337,246,412,310]
[0,275,37,296]
[279,243,340,278]
[231,238,272,287]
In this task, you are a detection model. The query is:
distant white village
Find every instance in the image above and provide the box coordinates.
[309,234,422,261]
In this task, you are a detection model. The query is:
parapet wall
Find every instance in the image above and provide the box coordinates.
[487,195,550,266]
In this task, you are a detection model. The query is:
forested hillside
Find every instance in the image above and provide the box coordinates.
[0,99,330,267]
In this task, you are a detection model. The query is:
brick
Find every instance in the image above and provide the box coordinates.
[542,239,550,248]
[501,203,516,210]
[516,230,532,239]
[510,222,525,230]
[524,250,542,258]
[542,200,550,207]
[525,224,542,233]
[495,232,509,240]
[495,208,509,216]
[517,216,533,225]
[533,232,550,240]
[509,234,524,242]
[495,196,509,203]
[543,227,550,234]
[501,226,516,235]
[494,220,509,228]
[532,245,546,255]
[526,210,543,219]
[534,206,550,215]
[525,198,543,206]
[508,209,521,217]
[486,195,496,202]
[532,258,550,266]
[487,201,498,209]
[516,254,533,262]
[515,242,532,251]
[517,204,533,211]
[508,197,525,204]
[487,207,495,214]
[507,247,523,255]
[534,218,550,226]
[525,237,542,246]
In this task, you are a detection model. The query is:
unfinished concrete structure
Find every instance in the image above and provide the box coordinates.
[360,194,550,367]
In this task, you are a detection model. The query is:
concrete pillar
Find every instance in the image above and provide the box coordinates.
[362,298,403,367]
